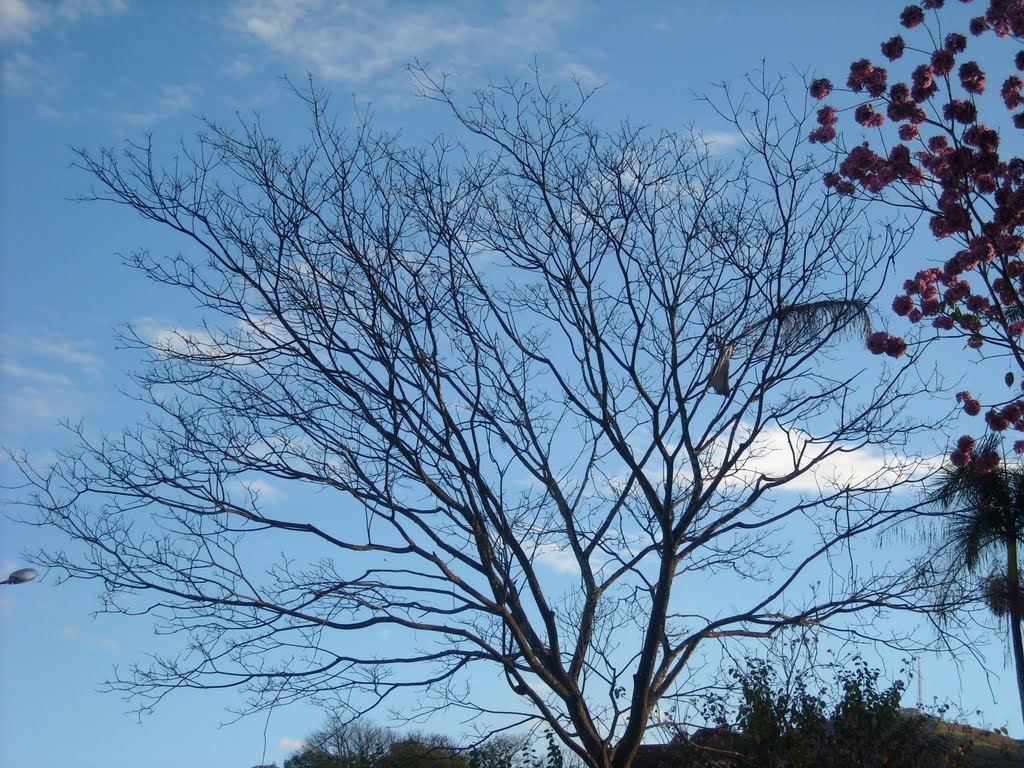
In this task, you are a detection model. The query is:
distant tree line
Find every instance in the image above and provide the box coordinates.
[253,656,1020,768]
[278,720,531,768]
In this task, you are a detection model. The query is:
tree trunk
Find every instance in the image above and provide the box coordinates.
[1006,534,1024,726]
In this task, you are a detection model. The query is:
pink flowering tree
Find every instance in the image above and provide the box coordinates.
[809,0,1024,474]
[809,0,1024,722]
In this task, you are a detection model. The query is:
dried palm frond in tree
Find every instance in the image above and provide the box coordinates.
[707,299,871,395]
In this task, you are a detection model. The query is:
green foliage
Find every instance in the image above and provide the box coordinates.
[516,731,569,768]
[284,749,344,768]
[696,657,970,768]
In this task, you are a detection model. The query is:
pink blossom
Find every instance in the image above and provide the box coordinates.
[899,123,920,140]
[966,294,990,313]
[975,174,998,193]
[1017,51,1024,71]
[968,335,985,349]
[1014,440,1024,455]
[890,82,911,102]
[886,336,908,357]
[985,1,1024,37]
[986,409,1010,431]
[911,64,939,101]
[999,235,1024,255]
[892,295,916,316]
[855,103,885,127]
[951,449,970,467]
[944,279,970,302]
[810,78,833,100]
[817,105,839,125]
[866,331,889,354]
[809,126,837,144]
[888,99,928,123]
[969,236,996,263]
[956,435,976,454]
[934,315,955,330]
[1002,76,1024,109]
[881,36,906,60]
[922,0,944,8]
[970,16,989,35]
[959,61,986,93]
[963,124,999,151]
[847,60,888,97]
[957,391,982,416]
[944,32,967,53]
[900,5,926,28]
[931,49,955,76]
[975,450,1001,473]
[848,59,874,92]
[1003,401,1024,423]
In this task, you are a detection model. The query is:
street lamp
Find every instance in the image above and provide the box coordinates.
[1,568,37,585]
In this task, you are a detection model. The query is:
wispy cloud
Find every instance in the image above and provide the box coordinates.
[0,331,103,434]
[533,542,581,575]
[0,0,45,43]
[0,360,73,387]
[17,335,102,374]
[2,50,65,96]
[119,84,193,126]
[226,477,285,506]
[0,0,125,44]
[229,0,582,88]
[278,737,308,752]
[60,625,122,653]
[696,129,743,154]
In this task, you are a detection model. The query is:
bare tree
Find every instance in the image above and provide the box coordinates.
[10,73,944,768]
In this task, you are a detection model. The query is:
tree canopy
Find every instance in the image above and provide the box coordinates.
[10,73,942,768]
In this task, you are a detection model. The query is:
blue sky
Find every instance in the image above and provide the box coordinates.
[0,1,1018,767]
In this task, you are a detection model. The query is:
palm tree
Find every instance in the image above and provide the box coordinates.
[932,436,1024,724]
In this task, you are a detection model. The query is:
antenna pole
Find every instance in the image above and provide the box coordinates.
[917,656,923,708]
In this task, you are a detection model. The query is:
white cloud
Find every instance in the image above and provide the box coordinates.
[120,84,193,126]
[566,60,603,88]
[697,129,743,153]
[278,737,308,752]
[0,0,37,42]
[533,542,581,575]
[0,0,124,43]
[227,477,285,505]
[229,0,582,86]
[715,424,936,494]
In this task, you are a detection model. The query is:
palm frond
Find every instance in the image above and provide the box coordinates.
[707,298,871,396]
[736,298,871,360]
[932,435,1023,574]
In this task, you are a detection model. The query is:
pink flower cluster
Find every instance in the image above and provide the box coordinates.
[811,1,1024,473]
[950,434,977,466]
[957,391,982,416]
[971,0,1024,37]
[866,330,908,358]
